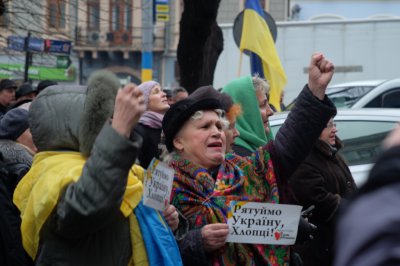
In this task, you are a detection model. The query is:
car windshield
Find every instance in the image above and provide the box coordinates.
[327,85,376,108]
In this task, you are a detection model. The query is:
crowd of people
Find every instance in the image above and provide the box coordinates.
[0,52,398,266]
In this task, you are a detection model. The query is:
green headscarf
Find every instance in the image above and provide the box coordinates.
[222,75,270,152]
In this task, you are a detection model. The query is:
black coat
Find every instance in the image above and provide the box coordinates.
[134,123,162,169]
[290,139,357,266]
[0,155,33,266]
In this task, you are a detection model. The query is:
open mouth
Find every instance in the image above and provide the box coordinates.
[208,142,222,148]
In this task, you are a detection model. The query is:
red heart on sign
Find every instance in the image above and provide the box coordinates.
[274,231,281,240]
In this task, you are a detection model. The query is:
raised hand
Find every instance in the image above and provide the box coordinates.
[163,204,179,232]
[112,84,146,138]
[201,223,229,252]
[308,52,335,100]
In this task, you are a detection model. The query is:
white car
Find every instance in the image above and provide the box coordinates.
[327,79,400,109]
[269,109,400,186]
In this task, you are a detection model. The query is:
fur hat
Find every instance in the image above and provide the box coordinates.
[162,96,221,152]
[137,81,160,109]
[190,86,240,122]
[0,108,29,140]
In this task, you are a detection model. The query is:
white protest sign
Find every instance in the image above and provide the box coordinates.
[226,201,302,245]
[143,158,175,211]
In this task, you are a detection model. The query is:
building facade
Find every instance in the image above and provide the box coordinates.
[0,0,288,87]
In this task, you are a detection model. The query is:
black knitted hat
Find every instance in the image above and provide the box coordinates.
[16,83,37,99]
[162,97,221,152]
[0,79,17,91]
[0,108,29,140]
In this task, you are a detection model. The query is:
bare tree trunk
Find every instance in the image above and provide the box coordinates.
[177,0,223,93]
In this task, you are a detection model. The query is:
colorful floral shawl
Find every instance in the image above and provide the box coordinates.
[170,146,290,266]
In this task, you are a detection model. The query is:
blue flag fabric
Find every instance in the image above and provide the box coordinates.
[135,201,183,266]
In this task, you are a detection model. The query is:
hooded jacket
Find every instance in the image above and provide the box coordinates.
[13,72,181,266]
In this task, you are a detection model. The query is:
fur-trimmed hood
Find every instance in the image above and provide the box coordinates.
[29,71,120,156]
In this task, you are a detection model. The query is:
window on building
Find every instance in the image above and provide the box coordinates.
[87,0,100,30]
[0,2,10,27]
[48,0,66,29]
[110,0,132,32]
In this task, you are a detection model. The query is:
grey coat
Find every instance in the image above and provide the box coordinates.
[334,146,400,266]
[19,74,144,266]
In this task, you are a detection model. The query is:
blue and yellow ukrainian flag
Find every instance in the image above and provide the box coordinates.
[240,0,287,112]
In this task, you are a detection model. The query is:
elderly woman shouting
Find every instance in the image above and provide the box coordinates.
[162,53,337,265]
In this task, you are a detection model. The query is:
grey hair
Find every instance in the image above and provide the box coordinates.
[191,109,225,121]
[252,74,270,95]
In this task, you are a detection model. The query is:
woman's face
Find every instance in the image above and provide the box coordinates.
[255,89,274,135]
[224,120,240,153]
[319,118,338,146]
[148,85,170,114]
[173,110,226,169]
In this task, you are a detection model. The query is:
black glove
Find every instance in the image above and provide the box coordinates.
[295,216,317,244]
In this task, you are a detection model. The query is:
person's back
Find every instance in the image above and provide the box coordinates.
[0,153,34,266]
[13,72,182,265]
[334,126,400,266]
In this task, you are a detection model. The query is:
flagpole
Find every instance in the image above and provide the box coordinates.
[237,51,243,77]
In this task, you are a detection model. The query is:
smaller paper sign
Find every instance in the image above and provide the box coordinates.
[226,201,302,245]
[143,158,175,211]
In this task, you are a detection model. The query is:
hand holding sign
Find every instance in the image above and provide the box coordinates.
[163,204,179,231]
[143,158,175,211]
[201,223,229,252]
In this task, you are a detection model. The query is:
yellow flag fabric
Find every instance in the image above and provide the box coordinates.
[13,151,148,265]
[240,0,287,112]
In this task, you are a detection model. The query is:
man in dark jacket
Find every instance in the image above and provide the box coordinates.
[0,108,35,266]
[290,117,357,266]
[334,125,400,266]
[0,79,17,116]
[9,83,38,110]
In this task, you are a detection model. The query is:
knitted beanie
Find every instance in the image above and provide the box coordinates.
[137,81,160,109]
[0,108,29,140]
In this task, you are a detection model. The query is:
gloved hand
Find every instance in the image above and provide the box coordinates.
[295,206,317,244]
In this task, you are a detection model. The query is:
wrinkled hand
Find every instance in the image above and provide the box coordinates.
[308,52,335,100]
[163,204,179,232]
[383,124,400,149]
[201,223,229,252]
[112,84,146,138]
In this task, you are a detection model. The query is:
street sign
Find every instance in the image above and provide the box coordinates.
[45,39,72,55]
[155,0,169,22]
[156,4,169,13]
[7,35,25,52]
[28,37,45,52]
[156,13,170,22]
[8,35,70,55]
